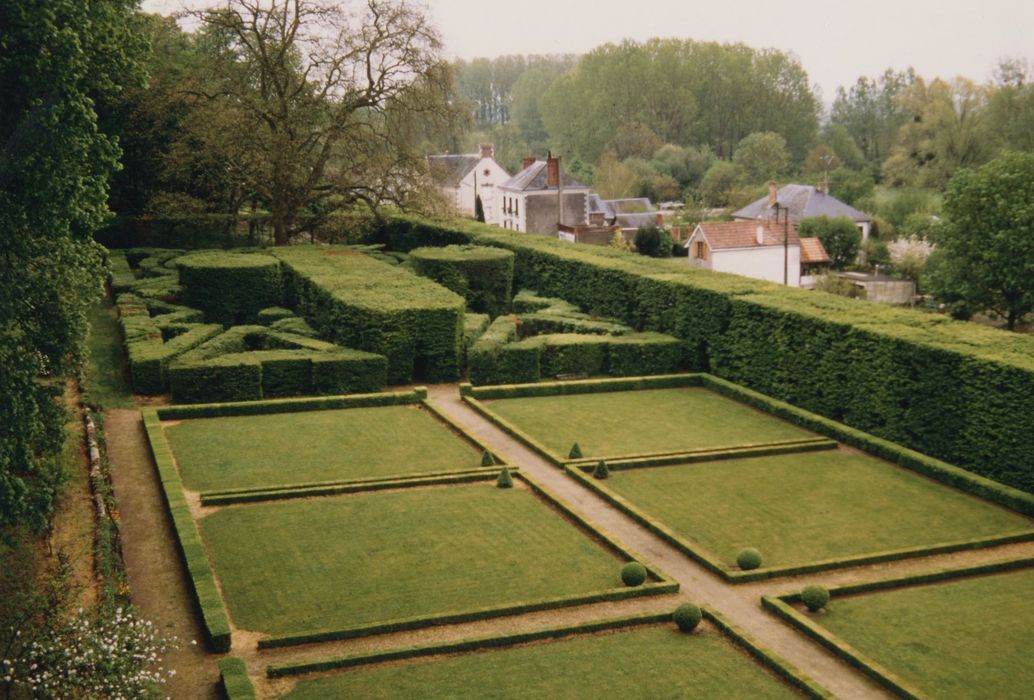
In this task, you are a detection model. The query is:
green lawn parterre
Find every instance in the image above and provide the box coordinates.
[601,450,1032,569]
[281,624,804,699]
[199,481,631,638]
[484,387,813,458]
[811,567,1034,699]
[164,404,482,492]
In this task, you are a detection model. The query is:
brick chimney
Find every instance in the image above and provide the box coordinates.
[546,151,560,188]
[767,181,778,208]
[522,156,536,170]
[479,143,494,159]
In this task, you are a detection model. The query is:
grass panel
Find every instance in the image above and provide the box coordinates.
[281,624,802,699]
[200,483,624,637]
[815,568,1034,699]
[164,404,481,492]
[604,450,1032,568]
[485,387,813,458]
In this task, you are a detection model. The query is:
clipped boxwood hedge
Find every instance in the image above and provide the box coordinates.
[177,251,283,324]
[379,212,1034,494]
[410,245,515,317]
[274,247,464,383]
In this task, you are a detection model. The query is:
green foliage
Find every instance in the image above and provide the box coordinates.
[620,561,648,587]
[593,461,610,479]
[569,443,583,459]
[828,167,875,206]
[474,194,486,223]
[220,657,257,700]
[275,247,464,383]
[410,245,515,317]
[733,132,790,182]
[258,306,296,324]
[634,224,673,258]
[496,467,513,488]
[177,251,283,324]
[798,216,861,270]
[673,603,703,632]
[812,274,866,300]
[700,161,746,207]
[801,585,830,612]
[928,152,1034,330]
[482,450,496,467]
[736,548,763,570]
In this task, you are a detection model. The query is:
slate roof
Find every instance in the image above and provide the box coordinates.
[733,184,872,224]
[606,197,655,214]
[500,160,588,192]
[427,154,480,188]
[689,221,800,250]
[615,212,660,231]
[799,237,831,264]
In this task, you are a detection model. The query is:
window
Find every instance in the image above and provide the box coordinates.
[695,241,707,260]
[483,169,491,177]
[515,198,519,216]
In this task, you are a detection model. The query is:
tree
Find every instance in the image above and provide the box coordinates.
[798,217,861,270]
[733,132,790,182]
[634,224,673,258]
[0,0,143,534]
[831,68,915,169]
[987,57,1034,153]
[474,194,485,222]
[928,152,1034,330]
[699,161,745,207]
[194,0,461,245]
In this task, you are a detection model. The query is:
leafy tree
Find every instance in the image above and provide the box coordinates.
[798,216,861,270]
[634,224,673,258]
[733,132,790,182]
[827,167,875,206]
[927,152,1034,330]
[699,161,746,207]
[193,0,462,245]
[593,151,640,199]
[474,194,485,222]
[987,57,1034,153]
[609,122,663,160]
[651,143,714,191]
[0,0,143,535]
[508,56,577,151]
[831,68,916,168]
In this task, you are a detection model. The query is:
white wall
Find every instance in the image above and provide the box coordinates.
[456,157,510,224]
[710,246,802,287]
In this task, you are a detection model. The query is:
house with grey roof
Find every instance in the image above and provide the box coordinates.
[733,183,873,241]
[587,195,663,240]
[498,153,590,235]
[427,144,510,224]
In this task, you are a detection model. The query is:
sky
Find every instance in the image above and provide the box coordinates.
[141,0,1034,102]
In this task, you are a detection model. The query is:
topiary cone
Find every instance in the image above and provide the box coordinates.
[481,450,496,466]
[496,467,513,488]
[593,460,609,479]
[568,442,583,459]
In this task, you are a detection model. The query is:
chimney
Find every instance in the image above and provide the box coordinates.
[756,224,765,245]
[546,151,560,188]
[767,181,778,209]
[480,143,494,159]
[522,156,535,170]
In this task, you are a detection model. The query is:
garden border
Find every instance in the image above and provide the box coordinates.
[761,556,1034,700]
[218,657,257,699]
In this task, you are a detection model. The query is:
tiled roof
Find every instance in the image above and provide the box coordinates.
[799,237,831,264]
[691,220,800,250]
[733,184,871,223]
[500,161,587,192]
[427,154,480,188]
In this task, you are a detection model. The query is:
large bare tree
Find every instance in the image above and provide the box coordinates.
[194,0,460,244]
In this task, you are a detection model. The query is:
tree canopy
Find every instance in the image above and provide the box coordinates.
[798,217,862,270]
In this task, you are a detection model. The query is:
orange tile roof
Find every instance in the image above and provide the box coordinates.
[694,220,800,250]
[800,237,831,264]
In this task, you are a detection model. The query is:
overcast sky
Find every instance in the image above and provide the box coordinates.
[142,0,1034,102]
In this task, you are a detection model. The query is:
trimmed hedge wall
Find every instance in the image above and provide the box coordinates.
[379,213,1034,493]
[410,245,515,317]
[156,387,426,420]
[177,251,283,324]
[274,247,465,383]
[219,657,256,700]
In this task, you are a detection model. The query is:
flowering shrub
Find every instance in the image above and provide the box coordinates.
[2,606,175,699]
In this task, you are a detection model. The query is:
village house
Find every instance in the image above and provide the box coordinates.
[733,182,873,241]
[427,144,510,224]
[498,153,590,235]
[687,219,811,287]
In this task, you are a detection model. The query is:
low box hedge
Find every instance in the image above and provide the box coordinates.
[219,657,256,699]
[156,387,425,420]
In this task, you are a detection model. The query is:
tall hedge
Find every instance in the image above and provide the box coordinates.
[409,245,515,317]
[274,247,464,383]
[177,251,283,324]
[380,212,1034,493]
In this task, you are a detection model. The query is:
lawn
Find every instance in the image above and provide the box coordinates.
[83,299,135,409]
[603,450,1032,568]
[814,567,1034,698]
[484,388,813,458]
[281,624,803,699]
[199,482,626,637]
[164,404,482,492]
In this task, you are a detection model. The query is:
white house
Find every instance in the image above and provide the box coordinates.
[685,220,803,286]
[427,144,510,224]
[733,182,872,241]
[498,153,590,234]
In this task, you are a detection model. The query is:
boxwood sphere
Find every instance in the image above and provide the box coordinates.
[801,585,830,612]
[621,561,648,587]
[409,245,515,317]
[736,547,763,570]
[177,251,282,324]
[673,603,703,632]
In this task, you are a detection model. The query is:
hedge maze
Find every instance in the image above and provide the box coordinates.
[465,375,1034,581]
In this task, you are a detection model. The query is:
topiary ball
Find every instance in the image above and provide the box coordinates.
[621,561,648,587]
[481,450,496,466]
[673,603,703,633]
[801,585,830,612]
[736,548,763,570]
[568,442,583,459]
[593,460,609,479]
[496,467,513,489]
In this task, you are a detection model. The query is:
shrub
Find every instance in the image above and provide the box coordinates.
[569,442,583,459]
[801,585,830,612]
[481,450,496,466]
[177,251,283,323]
[593,460,610,479]
[496,467,513,488]
[736,548,763,570]
[410,245,516,317]
[673,603,703,632]
[620,561,648,587]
